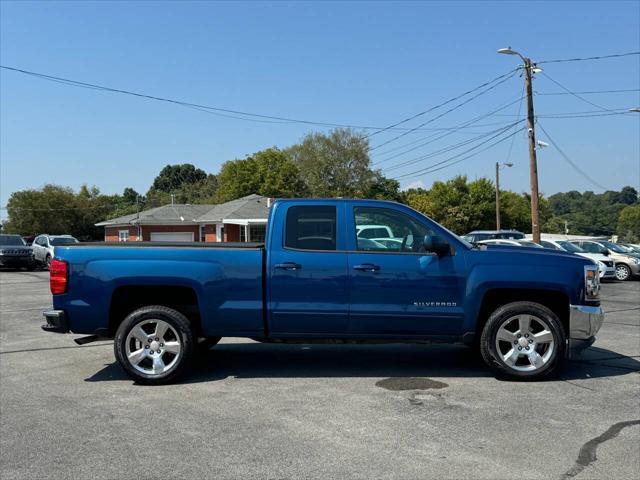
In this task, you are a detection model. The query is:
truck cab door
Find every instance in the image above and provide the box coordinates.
[347,203,467,338]
[267,202,349,335]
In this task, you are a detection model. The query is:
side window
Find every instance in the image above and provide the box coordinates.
[354,207,433,253]
[582,242,597,253]
[36,237,46,246]
[285,206,337,251]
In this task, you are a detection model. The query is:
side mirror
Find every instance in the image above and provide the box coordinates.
[423,235,450,256]
[601,249,609,256]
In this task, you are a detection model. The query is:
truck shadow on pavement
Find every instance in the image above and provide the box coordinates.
[85,343,640,384]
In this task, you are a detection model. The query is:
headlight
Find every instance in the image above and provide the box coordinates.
[584,265,600,300]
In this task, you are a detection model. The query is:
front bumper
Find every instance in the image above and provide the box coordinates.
[568,304,604,354]
[41,310,69,333]
[0,255,35,268]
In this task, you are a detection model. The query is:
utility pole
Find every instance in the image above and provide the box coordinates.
[498,48,541,243]
[495,162,501,230]
[523,58,541,243]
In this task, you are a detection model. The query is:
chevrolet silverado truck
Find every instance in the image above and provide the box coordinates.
[42,199,604,384]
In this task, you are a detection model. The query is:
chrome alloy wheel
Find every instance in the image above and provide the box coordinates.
[125,319,182,375]
[615,264,630,281]
[495,314,555,372]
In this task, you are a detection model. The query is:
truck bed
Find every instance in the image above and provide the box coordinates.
[69,242,264,249]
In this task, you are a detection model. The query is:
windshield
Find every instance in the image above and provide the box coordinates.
[557,241,584,253]
[517,240,544,248]
[600,241,629,254]
[0,235,26,246]
[50,237,78,246]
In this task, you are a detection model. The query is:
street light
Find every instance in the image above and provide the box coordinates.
[498,46,542,243]
[495,162,513,230]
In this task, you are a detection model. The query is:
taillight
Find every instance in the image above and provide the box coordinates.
[50,259,68,295]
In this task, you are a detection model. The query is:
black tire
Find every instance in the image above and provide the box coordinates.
[480,301,566,380]
[114,305,195,385]
[44,255,52,270]
[615,264,631,281]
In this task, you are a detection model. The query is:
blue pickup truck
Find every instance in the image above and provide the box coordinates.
[43,198,604,384]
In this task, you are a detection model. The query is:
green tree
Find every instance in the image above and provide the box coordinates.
[617,204,640,242]
[3,184,121,240]
[149,164,207,193]
[287,128,375,197]
[365,173,403,201]
[216,148,307,202]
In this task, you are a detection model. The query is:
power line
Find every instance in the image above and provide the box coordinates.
[504,85,526,165]
[1,65,490,133]
[536,88,640,96]
[382,120,524,173]
[540,72,619,112]
[392,124,526,180]
[536,122,609,191]
[370,70,519,151]
[372,96,525,165]
[364,68,518,139]
[537,51,640,64]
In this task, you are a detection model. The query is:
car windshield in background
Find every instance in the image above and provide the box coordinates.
[50,237,78,246]
[557,241,584,253]
[601,241,631,254]
[517,241,544,248]
[0,235,27,246]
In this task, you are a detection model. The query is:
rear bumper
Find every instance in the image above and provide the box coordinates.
[41,310,69,333]
[568,304,604,354]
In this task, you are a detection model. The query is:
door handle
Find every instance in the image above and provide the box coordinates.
[353,263,380,272]
[275,262,302,271]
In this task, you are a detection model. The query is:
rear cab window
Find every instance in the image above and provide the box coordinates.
[285,205,337,251]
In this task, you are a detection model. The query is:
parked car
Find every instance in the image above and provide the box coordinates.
[539,240,615,280]
[569,240,640,281]
[42,199,604,385]
[32,234,79,268]
[620,243,640,255]
[461,230,525,243]
[478,239,543,248]
[356,224,395,239]
[0,234,35,270]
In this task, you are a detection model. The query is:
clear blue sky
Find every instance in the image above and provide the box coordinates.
[1,1,639,217]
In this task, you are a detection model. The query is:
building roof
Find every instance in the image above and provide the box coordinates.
[196,194,269,222]
[96,194,269,226]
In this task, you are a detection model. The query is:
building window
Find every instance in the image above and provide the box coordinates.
[200,226,205,242]
[249,224,266,243]
[240,225,247,242]
[118,230,129,242]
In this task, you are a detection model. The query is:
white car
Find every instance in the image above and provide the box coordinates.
[356,225,394,239]
[539,240,616,280]
[477,239,544,248]
[32,234,79,269]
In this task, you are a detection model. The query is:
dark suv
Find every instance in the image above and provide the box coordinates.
[0,234,36,270]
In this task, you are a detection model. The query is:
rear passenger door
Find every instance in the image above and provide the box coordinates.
[268,203,349,335]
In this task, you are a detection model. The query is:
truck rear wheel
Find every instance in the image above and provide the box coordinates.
[480,301,565,380]
[114,305,194,385]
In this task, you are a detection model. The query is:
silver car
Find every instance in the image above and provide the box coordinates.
[32,234,79,268]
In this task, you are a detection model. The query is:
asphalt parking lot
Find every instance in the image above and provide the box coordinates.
[0,271,638,479]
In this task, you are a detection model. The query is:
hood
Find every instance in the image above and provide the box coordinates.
[474,243,595,265]
[576,252,610,262]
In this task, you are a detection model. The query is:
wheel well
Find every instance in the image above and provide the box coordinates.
[476,288,570,338]
[108,285,201,337]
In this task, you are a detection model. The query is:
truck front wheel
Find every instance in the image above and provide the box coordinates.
[480,301,566,380]
[114,305,195,385]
